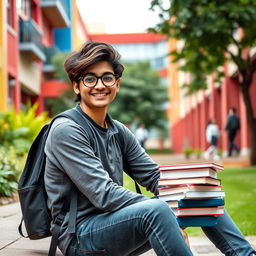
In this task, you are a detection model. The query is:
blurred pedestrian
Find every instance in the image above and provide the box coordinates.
[225,107,240,157]
[135,124,148,148]
[204,118,220,161]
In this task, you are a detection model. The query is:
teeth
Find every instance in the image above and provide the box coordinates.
[93,93,107,96]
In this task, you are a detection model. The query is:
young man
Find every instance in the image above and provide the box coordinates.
[225,107,241,157]
[44,41,255,256]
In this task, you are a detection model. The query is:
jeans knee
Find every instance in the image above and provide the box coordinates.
[145,199,175,219]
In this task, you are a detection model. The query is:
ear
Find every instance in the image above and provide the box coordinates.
[73,81,80,95]
[116,78,121,92]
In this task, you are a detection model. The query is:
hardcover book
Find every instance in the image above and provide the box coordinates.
[172,206,225,216]
[158,176,221,186]
[159,184,222,196]
[177,216,219,227]
[159,191,225,201]
[160,167,218,179]
[159,163,224,172]
[167,198,225,208]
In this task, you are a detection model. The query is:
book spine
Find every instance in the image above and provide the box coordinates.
[177,216,218,227]
[177,198,225,208]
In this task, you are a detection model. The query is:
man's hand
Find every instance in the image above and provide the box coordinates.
[180,228,190,248]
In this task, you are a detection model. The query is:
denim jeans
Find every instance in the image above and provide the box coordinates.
[66,199,255,256]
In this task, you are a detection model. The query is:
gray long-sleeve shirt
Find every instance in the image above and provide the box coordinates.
[44,105,160,254]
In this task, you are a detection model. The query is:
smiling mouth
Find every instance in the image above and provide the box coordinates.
[91,92,110,97]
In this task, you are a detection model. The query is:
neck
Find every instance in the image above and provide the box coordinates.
[79,103,107,127]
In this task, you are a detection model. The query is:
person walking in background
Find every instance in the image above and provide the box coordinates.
[204,118,220,161]
[135,123,148,148]
[225,107,241,157]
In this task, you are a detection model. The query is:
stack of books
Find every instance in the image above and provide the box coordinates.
[158,163,225,227]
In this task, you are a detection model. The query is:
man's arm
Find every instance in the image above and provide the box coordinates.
[50,121,150,212]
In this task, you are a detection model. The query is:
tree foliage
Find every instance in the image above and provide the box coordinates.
[109,61,168,130]
[150,0,256,165]
[45,52,76,115]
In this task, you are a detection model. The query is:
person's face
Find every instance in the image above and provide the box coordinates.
[73,61,120,111]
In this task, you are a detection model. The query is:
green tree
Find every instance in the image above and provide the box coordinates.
[109,61,168,131]
[45,52,76,115]
[150,0,256,165]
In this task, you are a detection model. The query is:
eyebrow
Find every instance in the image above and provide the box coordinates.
[84,71,115,76]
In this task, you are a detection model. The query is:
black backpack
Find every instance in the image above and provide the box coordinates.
[18,107,140,256]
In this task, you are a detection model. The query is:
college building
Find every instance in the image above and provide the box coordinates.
[1,2,255,156]
[0,0,90,113]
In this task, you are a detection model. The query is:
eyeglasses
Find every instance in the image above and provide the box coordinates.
[79,73,119,88]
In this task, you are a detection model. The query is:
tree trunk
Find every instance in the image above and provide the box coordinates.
[240,77,256,165]
[250,121,256,165]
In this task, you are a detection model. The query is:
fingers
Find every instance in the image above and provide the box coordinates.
[180,228,190,248]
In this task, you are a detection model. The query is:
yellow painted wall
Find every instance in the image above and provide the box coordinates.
[0,1,8,111]
[167,37,181,123]
[72,0,89,50]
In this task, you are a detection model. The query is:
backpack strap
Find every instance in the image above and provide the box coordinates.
[48,189,77,256]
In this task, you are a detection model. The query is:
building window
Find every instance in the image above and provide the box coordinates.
[8,77,16,105]
[17,0,38,23]
[7,0,14,27]
[17,0,30,18]
[152,57,165,69]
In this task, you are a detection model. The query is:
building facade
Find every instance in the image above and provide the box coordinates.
[0,0,90,113]
[167,38,256,157]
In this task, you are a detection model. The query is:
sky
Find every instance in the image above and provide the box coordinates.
[76,0,161,34]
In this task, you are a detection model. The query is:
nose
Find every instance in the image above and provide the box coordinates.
[94,78,105,89]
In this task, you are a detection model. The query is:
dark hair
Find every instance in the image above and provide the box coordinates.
[231,107,237,113]
[64,41,124,101]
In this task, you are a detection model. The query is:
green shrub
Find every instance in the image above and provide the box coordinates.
[183,147,194,159]
[0,103,49,155]
[0,147,26,197]
[194,148,203,159]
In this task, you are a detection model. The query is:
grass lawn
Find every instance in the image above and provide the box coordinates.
[123,166,256,236]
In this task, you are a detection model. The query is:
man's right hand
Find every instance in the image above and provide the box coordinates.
[180,228,190,248]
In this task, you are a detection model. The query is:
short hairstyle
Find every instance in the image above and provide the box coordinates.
[231,107,237,113]
[64,41,124,101]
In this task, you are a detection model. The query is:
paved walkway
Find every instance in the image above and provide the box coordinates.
[0,153,255,255]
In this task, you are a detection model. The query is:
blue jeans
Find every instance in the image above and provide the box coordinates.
[67,199,255,256]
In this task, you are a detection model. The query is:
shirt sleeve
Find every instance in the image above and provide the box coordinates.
[49,121,149,212]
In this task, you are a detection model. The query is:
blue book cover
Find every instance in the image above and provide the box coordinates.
[177,198,224,208]
[177,216,218,227]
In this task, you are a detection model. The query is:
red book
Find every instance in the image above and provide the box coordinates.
[159,162,224,172]
[158,176,221,186]
[158,163,224,179]
[159,184,222,196]
[172,206,225,217]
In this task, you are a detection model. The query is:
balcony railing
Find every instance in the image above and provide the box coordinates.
[19,18,46,62]
[43,46,60,73]
[41,0,70,28]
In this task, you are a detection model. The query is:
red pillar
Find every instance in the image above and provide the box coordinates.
[221,76,229,153]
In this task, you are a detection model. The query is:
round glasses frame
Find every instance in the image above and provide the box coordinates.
[79,73,119,88]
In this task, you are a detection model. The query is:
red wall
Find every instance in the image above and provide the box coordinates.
[41,81,70,97]
[170,74,256,154]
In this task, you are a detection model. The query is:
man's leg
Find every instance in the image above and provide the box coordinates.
[228,131,236,156]
[70,199,192,256]
[202,210,256,256]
